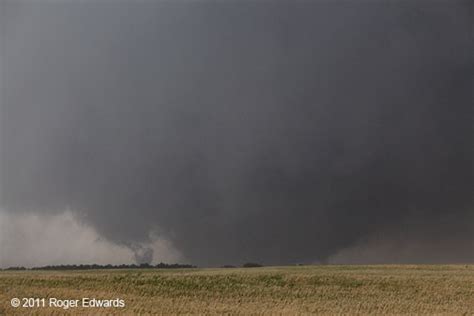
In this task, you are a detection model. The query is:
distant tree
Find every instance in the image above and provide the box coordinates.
[242,262,263,268]
[4,266,27,271]
[221,265,236,268]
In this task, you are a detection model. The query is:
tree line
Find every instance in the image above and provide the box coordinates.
[2,263,196,271]
[2,262,267,271]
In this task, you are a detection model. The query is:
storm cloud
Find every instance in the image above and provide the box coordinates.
[1,0,472,266]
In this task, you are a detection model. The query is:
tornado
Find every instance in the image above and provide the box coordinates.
[0,0,472,266]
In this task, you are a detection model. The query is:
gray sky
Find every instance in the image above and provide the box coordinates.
[0,0,473,267]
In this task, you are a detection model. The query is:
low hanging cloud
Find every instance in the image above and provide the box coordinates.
[0,209,181,268]
[329,216,474,265]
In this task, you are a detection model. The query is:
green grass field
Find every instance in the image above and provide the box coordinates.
[1,265,473,315]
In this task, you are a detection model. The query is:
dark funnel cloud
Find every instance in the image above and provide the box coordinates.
[1,0,473,266]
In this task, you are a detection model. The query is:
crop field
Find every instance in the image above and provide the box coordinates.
[0,265,473,315]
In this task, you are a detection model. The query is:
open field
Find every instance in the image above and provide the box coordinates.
[0,265,473,315]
